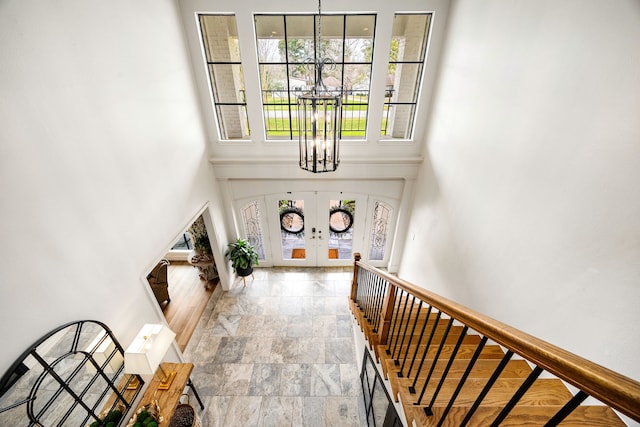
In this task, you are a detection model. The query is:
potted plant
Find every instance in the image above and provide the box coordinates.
[225,238,259,277]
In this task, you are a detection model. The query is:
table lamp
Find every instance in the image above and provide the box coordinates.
[124,323,177,390]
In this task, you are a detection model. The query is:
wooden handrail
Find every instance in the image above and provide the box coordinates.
[354,260,640,422]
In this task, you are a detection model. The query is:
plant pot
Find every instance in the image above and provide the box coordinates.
[236,265,253,277]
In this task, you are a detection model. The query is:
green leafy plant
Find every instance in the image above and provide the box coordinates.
[188,215,212,256]
[225,238,259,272]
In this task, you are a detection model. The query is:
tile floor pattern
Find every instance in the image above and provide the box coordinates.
[182,267,366,427]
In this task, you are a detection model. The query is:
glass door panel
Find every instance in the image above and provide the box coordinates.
[266,192,368,266]
[328,199,355,260]
[279,199,308,260]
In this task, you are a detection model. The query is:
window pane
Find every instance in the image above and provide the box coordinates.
[215,104,250,139]
[285,40,315,64]
[171,232,193,250]
[329,200,355,260]
[255,14,375,140]
[279,200,306,260]
[344,63,371,97]
[241,201,266,260]
[259,64,288,94]
[321,63,343,93]
[209,64,246,103]
[200,15,240,62]
[381,13,431,140]
[255,16,285,62]
[369,201,392,261]
[200,14,249,139]
[345,15,375,61]
[388,63,421,103]
[285,15,315,41]
[346,15,375,37]
[317,15,344,61]
[380,104,415,139]
[341,103,368,138]
[391,14,430,62]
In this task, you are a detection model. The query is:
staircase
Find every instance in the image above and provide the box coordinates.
[349,255,640,426]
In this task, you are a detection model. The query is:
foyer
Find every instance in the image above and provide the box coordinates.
[181,267,365,426]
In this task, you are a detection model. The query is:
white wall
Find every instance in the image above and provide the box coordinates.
[0,0,228,374]
[400,0,640,387]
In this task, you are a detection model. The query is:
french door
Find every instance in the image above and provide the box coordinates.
[265,192,365,266]
[236,192,397,268]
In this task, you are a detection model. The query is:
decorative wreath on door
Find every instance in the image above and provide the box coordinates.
[329,207,354,233]
[280,207,305,234]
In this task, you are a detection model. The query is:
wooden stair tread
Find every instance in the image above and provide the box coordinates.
[379,344,506,379]
[405,404,626,427]
[399,378,573,407]
[392,359,532,380]
[386,328,471,342]
[379,342,506,362]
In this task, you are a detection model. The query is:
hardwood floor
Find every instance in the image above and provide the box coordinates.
[161,261,215,351]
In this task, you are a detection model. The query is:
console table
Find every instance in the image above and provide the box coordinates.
[129,362,203,425]
[187,251,218,288]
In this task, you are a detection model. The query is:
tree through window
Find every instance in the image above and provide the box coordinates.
[255,14,376,140]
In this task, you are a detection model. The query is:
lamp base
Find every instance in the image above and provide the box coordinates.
[127,376,141,390]
[157,370,177,390]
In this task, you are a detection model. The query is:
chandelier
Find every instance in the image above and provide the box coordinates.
[298,0,342,173]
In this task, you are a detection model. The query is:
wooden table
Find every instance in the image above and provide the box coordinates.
[187,251,218,287]
[130,362,203,425]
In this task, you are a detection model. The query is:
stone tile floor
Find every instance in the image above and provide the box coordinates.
[182,267,366,427]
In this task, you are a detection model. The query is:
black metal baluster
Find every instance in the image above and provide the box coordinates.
[394,294,417,366]
[386,287,403,355]
[368,273,379,324]
[416,317,454,406]
[436,336,488,425]
[399,301,423,378]
[409,311,442,394]
[362,270,372,319]
[367,273,378,323]
[356,269,365,311]
[544,391,588,426]
[406,305,433,379]
[390,291,411,361]
[371,276,385,332]
[424,325,469,415]
[490,366,543,426]
[377,279,390,331]
[460,350,514,427]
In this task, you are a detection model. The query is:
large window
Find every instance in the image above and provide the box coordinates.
[381,13,432,139]
[199,15,250,140]
[255,14,376,140]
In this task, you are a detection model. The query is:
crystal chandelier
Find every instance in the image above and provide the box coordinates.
[298,0,342,173]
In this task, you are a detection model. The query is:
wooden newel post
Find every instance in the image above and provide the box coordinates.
[350,253,361,302]
[377,283,397,346]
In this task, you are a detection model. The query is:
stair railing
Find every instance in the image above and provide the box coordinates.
[350,254,640,425]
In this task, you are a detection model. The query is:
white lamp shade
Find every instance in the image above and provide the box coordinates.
[124,324,176,375]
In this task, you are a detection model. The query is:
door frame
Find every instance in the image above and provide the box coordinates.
[228,179,405,270]
[265,192,367,267]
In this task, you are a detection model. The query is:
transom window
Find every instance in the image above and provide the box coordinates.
[381,13,432,139]
[255,14,376,140]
